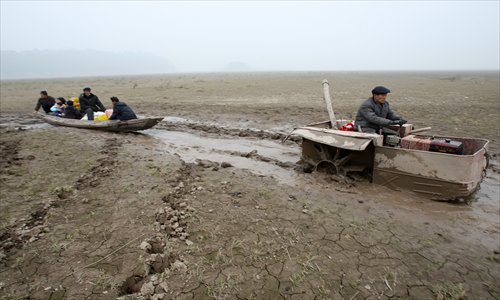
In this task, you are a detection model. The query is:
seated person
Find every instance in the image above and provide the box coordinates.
[79,87,105,121]
[50,97,66,117]
[355,86,407,135]
[63,100,82,119]
[108,97,138,121]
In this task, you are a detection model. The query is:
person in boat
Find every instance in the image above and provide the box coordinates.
[33,91,56,114]
[79,87,106,121]
[63,100,82,119]
[108,97,138,121]
[355,86,407,135]
[50,97,66,117]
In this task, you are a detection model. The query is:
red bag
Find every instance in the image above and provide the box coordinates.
[340,121,355,131]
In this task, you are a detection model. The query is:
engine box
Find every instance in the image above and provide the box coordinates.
[400,135,431,151]
[430,139,463,154]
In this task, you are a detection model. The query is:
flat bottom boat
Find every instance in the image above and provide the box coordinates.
[37,114,163,132]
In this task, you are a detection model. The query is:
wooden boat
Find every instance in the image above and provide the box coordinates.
[37,114,163,132]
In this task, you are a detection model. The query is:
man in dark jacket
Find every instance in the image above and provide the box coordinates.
[355,86,407,134]
[108,97,138,121]
[33,91,55,114]
[79,87,106,120]
[63,100,82,119]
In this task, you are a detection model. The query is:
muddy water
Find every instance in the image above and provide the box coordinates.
[0,115,49,130]
[146,128,301,184]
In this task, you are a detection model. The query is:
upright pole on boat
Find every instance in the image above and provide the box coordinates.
[322,79,341,129]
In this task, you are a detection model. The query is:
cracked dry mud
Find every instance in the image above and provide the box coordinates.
[1,72,499,299]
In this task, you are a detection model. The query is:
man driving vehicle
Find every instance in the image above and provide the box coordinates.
[355,86,407,135]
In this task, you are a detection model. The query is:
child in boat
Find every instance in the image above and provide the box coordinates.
[50,97,66,117]
[63,100,82,119]
[108,97,138,121]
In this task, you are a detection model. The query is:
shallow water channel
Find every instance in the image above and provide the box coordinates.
[146,128,301,185]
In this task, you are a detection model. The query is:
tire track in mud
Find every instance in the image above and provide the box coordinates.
[0,133,43,259]
[214,149,299,170]
[0,134,24,176]
[76,138,121,190]
[0,137,123,263]
[118,161,200,300]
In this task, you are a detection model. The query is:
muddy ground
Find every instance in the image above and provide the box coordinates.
[0,72,499,299]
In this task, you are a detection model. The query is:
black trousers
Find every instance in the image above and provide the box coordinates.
[82,108,95,120]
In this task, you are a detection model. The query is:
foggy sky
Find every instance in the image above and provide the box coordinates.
[1,1,499,73]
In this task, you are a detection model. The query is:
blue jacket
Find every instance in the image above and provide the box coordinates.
[355,97,400,130]
[109,102,137,121]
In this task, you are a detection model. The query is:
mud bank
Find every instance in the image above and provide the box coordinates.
[1,114,499,299]
[1,72,499,299]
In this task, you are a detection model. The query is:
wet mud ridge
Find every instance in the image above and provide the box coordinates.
[0,136,24,174]
[0,134,41,255]
[156,118,302,144]
[0,114,45,130]
[76,138,121,190]
[118,161,199,299]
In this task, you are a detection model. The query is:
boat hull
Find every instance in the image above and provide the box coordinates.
[38,114,163,132]
[373,138,488,200]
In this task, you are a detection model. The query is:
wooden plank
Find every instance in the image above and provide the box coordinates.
[322,80,342,129]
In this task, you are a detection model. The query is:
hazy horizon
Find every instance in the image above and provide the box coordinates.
[3,69,499,82]
[1,1,499,78]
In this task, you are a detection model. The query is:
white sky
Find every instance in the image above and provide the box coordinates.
[1,0,499,72]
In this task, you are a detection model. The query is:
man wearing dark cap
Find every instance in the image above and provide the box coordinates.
[355,86,407,134]
[78,87,106,120]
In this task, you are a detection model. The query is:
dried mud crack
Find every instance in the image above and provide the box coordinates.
[0,137,123,262]
[1,129,173,299]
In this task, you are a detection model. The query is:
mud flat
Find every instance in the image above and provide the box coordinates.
[0,72,499,299]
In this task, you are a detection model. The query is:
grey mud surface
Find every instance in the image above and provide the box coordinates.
[0,72,499,299]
